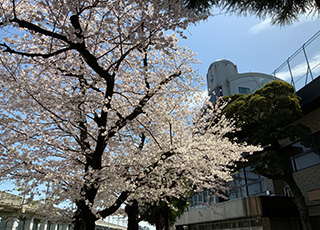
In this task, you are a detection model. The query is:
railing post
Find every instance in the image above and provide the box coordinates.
[302,43,314,85]
[287,59,295,89]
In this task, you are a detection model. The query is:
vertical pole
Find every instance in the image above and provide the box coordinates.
[42,220,48,230]
[302,43,314,85]
[11,218,19,230]
[29,217,34,230]
[287,59,295,89]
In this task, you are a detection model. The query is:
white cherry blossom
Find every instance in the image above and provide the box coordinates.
[0,1,259,229]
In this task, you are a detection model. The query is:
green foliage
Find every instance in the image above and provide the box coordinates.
[222,81,311,177]
[184,0,217,13]
[223,81,309,147]
[184,0,320,25]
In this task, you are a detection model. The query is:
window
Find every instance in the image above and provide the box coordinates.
[188,190,214,209]
[188,166,265,208]
[294,152,320,171]
[284,131,320,172]
[229,166,265,200]
[210,74,214,82]
[284,186,292,197]
[238,87,250,95]
[214,86,223,97]
[209,86,223,102]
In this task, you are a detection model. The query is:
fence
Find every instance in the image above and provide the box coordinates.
[271,29,320,91]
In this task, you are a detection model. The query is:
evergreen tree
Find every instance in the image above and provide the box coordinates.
[222,81,313,230]
[185,0,320,24]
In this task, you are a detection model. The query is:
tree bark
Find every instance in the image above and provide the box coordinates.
[283,158,313,230]
[73,199,97,230]
[164,205,170,230]
[126,199,139,230]
[253,149,313,230]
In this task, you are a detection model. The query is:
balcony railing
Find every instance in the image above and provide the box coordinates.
[272,29,320,91]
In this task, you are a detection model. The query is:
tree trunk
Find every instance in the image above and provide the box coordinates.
[284,174,313,230]
[164,205,170,230]
[155,219,161,230]
[283,157,313,230]
[73,200,97,230]
[255,149,313,230]
[156,216,165,230]
[126,199,139,230]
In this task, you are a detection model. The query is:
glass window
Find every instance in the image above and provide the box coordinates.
[241,186,248,197]
[245,168,260,183]
[190,196,194,207]
[287,131,320,171]
[220,222,228,228]
[239,220,250,227]
[214,86,223,97]
[291,141,313,156]
[248,183,262,196]
[229,189,239,200]
[294,151,320,171]
[228,166,265,201]
[238,87,250,95]
[212,223,220,229]
[229,221,239,228]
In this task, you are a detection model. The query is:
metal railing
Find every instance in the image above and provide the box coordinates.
[271,29,320,91]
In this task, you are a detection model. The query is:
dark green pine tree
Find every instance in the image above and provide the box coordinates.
[184,0,320,25]
[221,81,312,230]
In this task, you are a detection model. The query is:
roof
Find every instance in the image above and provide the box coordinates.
[297,76,320,114]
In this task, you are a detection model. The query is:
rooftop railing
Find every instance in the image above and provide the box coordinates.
[272,29,320,91]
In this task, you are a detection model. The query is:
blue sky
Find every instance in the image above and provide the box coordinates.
[179,12,320,90]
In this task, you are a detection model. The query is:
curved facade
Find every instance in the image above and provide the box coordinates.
[207,59,281,101]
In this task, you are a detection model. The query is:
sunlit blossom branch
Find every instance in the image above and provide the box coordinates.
[104,71,182,142]
[135,117,164,151]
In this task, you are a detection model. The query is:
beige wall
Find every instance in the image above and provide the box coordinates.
[175,197,263,226]
[293,164,320,216]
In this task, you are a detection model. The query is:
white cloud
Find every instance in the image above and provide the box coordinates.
[249,14,316,34]
[249,18,272,34]
[291,14,315,27]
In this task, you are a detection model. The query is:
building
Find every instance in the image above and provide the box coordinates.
[206,59,280,102]
[0,191,126,230]
[175,59,320,230]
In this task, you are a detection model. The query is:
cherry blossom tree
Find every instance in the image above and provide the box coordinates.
[0,1,259,229]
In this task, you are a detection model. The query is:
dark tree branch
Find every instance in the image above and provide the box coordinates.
[98,191,129,218]
[105,71,182,142]
[0,43,72,58]
[8,17,110,81]
[10,18,69,43]
[138,133,146,151]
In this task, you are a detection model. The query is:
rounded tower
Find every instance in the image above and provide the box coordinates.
[206,59,238,96]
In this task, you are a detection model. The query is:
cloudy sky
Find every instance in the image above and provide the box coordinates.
[179,11,320,92]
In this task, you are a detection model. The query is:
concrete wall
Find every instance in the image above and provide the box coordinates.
[175,197,263,226]
[206,59,281,101]
[293,164,320,215]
